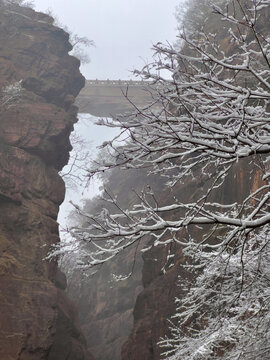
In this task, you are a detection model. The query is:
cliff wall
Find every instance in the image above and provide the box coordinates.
[0,3,94,359]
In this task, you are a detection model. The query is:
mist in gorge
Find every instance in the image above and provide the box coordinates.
[1,1,270,360]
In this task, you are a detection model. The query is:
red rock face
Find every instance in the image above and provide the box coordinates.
[121,249,181,360]
[0,3,94,359]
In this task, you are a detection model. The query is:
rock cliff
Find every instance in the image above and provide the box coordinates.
[0,2,94,359]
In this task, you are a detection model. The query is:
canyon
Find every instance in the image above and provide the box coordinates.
[1,2,269,360]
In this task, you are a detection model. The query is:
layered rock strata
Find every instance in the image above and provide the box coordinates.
[0,3,94,359]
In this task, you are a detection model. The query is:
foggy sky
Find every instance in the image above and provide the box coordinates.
[31,0,182,224]
[33,0,181,80]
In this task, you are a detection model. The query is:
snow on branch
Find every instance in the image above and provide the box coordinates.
[62,0,270,268]
[54,1,270,357]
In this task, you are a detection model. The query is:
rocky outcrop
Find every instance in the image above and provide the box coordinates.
[0,2,94,359]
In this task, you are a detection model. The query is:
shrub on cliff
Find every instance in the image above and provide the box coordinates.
[0,81,24,110]
[0,0,34,7]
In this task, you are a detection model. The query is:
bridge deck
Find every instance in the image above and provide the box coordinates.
[76,79,157,117]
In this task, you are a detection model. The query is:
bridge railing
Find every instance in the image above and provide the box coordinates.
[85,79,153,87]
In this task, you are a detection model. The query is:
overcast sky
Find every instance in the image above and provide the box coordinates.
[33,0,181,80]
[32,0,182,224]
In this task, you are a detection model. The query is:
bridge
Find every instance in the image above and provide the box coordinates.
[76,79,157,117]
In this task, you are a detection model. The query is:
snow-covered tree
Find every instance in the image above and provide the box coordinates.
[70,0,270,263]
[159,227,270,359]
[64,1,270,357]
